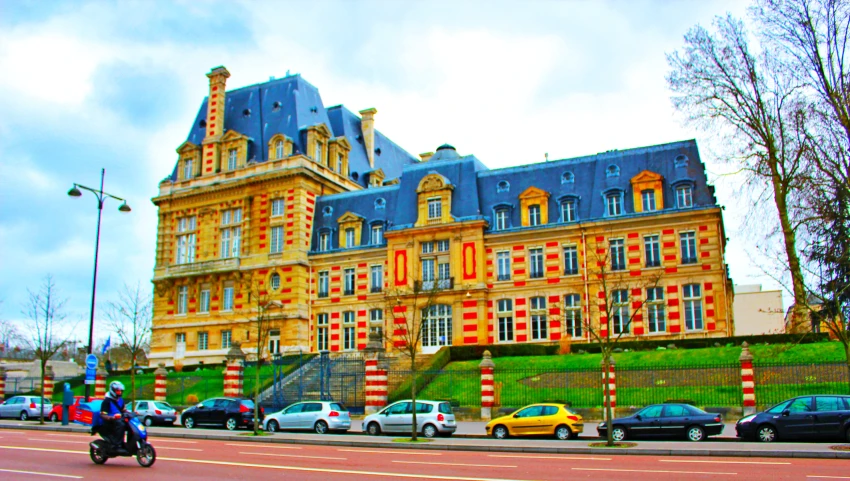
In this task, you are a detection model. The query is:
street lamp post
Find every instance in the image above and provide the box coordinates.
[68,168,131,401]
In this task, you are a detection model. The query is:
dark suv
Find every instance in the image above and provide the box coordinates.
[736,395,850,442]
[181,397,264,431]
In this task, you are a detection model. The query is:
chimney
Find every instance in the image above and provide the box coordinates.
[359,108,377,168]
[419,152,434,162]
[205,66,231,140]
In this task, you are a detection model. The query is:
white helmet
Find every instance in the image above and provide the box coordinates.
[108,381,125,398]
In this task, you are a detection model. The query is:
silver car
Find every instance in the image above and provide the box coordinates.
[133,400,178,426]
[262,401,350,434]
[362,400,456,438]
[0,396,53,421]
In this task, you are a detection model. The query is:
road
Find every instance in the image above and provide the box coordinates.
[0,427,848,480]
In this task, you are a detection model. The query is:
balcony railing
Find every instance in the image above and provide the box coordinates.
[163,257,240,277]
[682,257,698,265]
[371,286,382,293]
[415,277,454,291]
[344,288,355,296]
[497,274,511,281]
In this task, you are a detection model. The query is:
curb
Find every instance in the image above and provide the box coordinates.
[2,424,847,459]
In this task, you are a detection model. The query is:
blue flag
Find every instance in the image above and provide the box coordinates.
[102,336,111,355]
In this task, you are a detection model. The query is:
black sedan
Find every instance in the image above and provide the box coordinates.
[736,395,850,442]
[181,397,264,431]
[597,403,723,442]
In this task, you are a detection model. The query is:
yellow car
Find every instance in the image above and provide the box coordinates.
[485,403,583,440]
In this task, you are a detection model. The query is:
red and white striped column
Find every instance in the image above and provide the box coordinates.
[602,357,616,419]
[364,356,388,414]
[154,363,168,402]
[0,367,6,400]
[479,350,495,420]
[43,365,55,400]
[740,342,756,416]
[94,367,107,398]
[224,343,246,398]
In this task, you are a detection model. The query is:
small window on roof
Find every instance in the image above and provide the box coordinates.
[352,172,359,181]
[322,206,333,217]
[198,119,206,129]
[606,165,620,177]
[272,101,282,112]
[675,155,689,167]
[561,171,575,184]
[496,181,510,193]
[375,198,386,210]
[242,109,251,117]
[375,147,382,156]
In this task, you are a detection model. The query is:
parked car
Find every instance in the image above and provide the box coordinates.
[0,395,53,421]
[597,403,723,442]
[133,400,178,426]
[485,403,583,440]
[736,395,850,442]
[47,396,100,423]
[262,401,350,434]
[181,397,263,431]
[362,400,456,438]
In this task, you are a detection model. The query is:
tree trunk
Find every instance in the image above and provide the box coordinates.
[254,358,261,435]
[603,356,613,446]
[845,342,850,394]
[39,359,46,425]
[130,352,136,411]
[410,356,417,441]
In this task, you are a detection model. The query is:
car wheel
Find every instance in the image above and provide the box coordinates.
[686,425,705,442]
[266,420,279,433]
[422,424,438,438]
[367,422,381,436]
[49,413,59,423]
[757,424,777,443]
[314,420,329,434]
[845,426,850,443]
[555,424,573,440]
[611,426,627,442]
[225,417,239,431]
[492,425,509,440]
[144,417,154,427]
[183,416,195,429]
[20,411,28,421]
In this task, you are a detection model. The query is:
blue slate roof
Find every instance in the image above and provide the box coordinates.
[309,139,718,252]
[172,74,419,186]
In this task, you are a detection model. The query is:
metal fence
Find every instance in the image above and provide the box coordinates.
[616,363,742,408]
[5,376,80,396]
[754,361,850,410]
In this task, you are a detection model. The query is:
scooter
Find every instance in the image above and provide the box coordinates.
[90,412,157,467]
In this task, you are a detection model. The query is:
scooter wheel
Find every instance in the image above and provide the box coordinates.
[136,443,156,467]
[90,441,109,465]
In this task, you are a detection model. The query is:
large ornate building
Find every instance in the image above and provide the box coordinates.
[149,67,734,366]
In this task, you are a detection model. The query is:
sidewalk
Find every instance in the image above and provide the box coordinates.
[2,420,847,459]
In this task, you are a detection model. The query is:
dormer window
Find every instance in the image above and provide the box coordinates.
[315,141,323,163]
[337,154,344,174]
[641,189,657,212]
[318,232,331,251]
[182,158,194,180]
[674,154,689,167]
[345,228,355,248]
[561,171,575,184]
[497,181,510,193]
[322,206,333,217]
[606,193,623,216]
[374,198,386,210]
[528,204,541,226]
[228,149,238,170]
[560,199,577,222]
[606,165,620,177]
[428,198,442,219]
[371,224,383,245]
[275,140,284,159]
[676,185,693,208]
[494,207,509,231]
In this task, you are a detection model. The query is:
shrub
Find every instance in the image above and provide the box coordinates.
[186,394,199,405]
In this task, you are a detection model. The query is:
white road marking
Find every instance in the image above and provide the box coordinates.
[157,446,203,452]
[573,467,736,476]
[393,460,517,468]
[338,448,441,456]
[240,451,347,461]
[0,468,82,479]
[808,477,850,479]
[225,443,301,449]
[149,438,197,444]
[490,454,611,461]
[661,459,791,465]
[28,438,89,444]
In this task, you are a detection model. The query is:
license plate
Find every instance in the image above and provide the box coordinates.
[447,420,455,424]
[164,418,174,422]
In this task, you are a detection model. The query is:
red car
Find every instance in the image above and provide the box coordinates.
[49,396,101,423]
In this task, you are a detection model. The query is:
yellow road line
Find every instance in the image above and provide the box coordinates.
[661,459,791,465]
[573,467,736,476]
[338,448,441,456]
[490,454,611,461]
[225,442,301,449]
[393,460,517,468]
[240,451,346,460]
[0,468,82,479]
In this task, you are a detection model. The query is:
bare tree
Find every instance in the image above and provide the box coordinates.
[22,275,75,424]
[667,13,812,331]
[379,276,442,441]
[0,315,24,357]
[105,283,153,410]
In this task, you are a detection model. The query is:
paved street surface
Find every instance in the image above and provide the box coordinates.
[0,427,848,480]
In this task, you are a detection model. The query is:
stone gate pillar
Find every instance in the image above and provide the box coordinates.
[154,363,168,402]
[224,343,246,398]
[740,342,756,416]
[363,331,387,414]
[602,357,616,420]
[95,365,108,398]
[479,350,495,421]
[43,365,55,400]
[0,367,6,400]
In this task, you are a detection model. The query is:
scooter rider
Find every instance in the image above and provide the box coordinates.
[100,381,129,453]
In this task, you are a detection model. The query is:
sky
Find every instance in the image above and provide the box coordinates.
[0,0,775,345]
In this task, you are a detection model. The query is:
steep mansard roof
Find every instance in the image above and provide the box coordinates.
[175,74,419,187]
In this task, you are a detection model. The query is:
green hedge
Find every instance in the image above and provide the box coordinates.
[568,333,831,354]
[449,343,560,361]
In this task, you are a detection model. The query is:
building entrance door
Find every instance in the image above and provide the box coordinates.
[420,305,452,354]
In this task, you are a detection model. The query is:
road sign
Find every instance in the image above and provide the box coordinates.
[85,354,98,385]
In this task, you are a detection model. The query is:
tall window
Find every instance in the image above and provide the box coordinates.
[270,226,284,253]
[271,199,284,217]
[220,208,242,258]
[318,271,329,298]
[345,228,355,248]
[175,216,196,264]
[268,329,280,355]
[421,241,434,254]
[227,149,237,170]
[275,140,284,159]
[198,332,208,350]
[530,296,548,340]
[223,285,234,311]
[494,208,508,231]
[610,239,626,271]
[606,193,622,216]
[421,258,435,283]
[427,198,442,219]
[371,224,383,245]
[337,153,344,174]
[183,159,193,180]
[646,287,666,333]
[199,288,210,314]
[563,245,579,275]
[421,305,453,348]
[221,330,232,349]
[683,284,704,331]
[317,313,329,351]
[529,248,544,278]
[177,286,188,315]
[175,332,186,346]
[369,309,383,335]
[560,200,576,222]
[496,251,511,281]
[680,231,697,264]
[528,204,541,226]
[343,311,355,350]
[676,185,693,208]
[343,268,355,296]
[612,289,629,335]
[497,299,513,342]
[644,235,661,267]
[437,262,451,288]
[641,190,657,212]
[564,294,582,338]
[315,141,323,163]
[437,240,449,252]
[319,232,330,251]
[270,273,281,290]
[370,265,383,293]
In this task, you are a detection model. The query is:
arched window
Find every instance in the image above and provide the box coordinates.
[497,180,510,193]
[374,198,386,210]
[606,165,620,177]
[674,155,689,167]
[270,273,281,290]
[322,206,333,217]
[559,197,578,222]
[561,171,575,184]
[604,189,625,216]
[275,140,284,159]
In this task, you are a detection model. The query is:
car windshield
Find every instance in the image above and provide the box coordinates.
[154,402,172,410]
[438,402,453,415]
[765,401,791,414]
